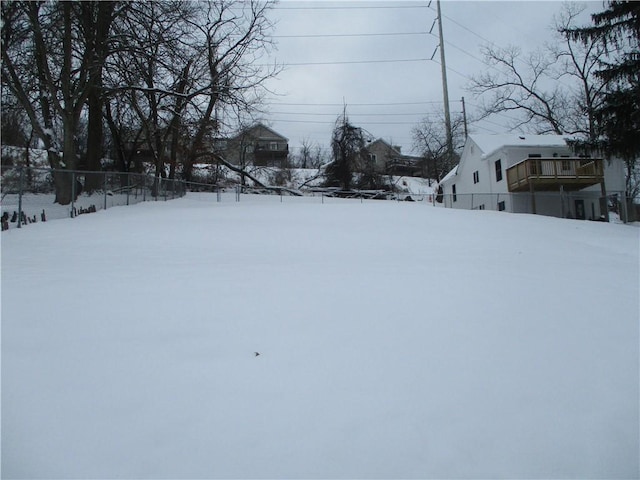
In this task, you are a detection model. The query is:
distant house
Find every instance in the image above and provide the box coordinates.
[221,123,289,167]
[356,139,425,177]
[439,134,625,220]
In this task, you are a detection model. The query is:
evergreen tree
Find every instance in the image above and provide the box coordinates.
[567,1,640,199]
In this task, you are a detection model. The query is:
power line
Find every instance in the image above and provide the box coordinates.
[430,58,474,82]
[266,101,449,106]
[438,10,496,48]
[274,5,430,10]
[274,31,429,39]
[269,111,437,117]
[282,58,429,66]
[271,119,422,125]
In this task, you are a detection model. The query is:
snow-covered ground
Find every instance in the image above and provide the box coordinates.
[2,193,638,478]
[0,172,435,230]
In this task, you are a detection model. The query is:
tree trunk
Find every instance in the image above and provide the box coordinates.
[53,170,74,206]
[85,85,104,192]
[84,2,117,192]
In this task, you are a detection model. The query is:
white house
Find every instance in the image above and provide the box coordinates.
[439,134,626,220]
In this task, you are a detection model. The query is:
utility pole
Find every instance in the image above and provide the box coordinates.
[461,96,468,138]
[436,0,453,157]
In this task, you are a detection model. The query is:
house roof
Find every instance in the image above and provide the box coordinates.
[440,165,458,184]
[470,134,571,159]
[238,123,289,142]
[367,138,422,160]
[367,138,401,154]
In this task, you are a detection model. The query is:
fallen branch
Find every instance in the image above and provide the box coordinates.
[215,155,302,196]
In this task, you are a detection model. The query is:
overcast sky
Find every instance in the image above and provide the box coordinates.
[256,0,601,156]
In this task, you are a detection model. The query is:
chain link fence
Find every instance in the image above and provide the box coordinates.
[436,191,637,223]
[3,165,636,231]
[1,166,187,230]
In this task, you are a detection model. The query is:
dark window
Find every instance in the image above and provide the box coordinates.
[561,160,571,171]
[452,184,457,202]
[498,201,506,211]
[495,159,502,182]
[473,171,479,184]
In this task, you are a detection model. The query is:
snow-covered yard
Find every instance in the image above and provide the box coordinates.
[2,193,638,478]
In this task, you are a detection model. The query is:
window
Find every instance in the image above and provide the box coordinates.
[495,159,503,182]
[473,171,479,184]
[498,201,506,211]
[269,142,279,151]
[452,184,457,202]
[368,153,377,164]
[561,159,571,171]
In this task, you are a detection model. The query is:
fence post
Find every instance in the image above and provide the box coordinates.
[126,173,130,206]
[621,192,629,224]
[103,171,108,210]
[71,171,76,218]
[17,166,24,228]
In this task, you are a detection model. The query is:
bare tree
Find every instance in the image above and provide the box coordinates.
[295,138,314,169]
[293,138,327,169]
[412,111,465,183]
[468,44,568,135]
[103,1,278,184]
[550,2,608,141]
[104,1,199,185]
[2,1,119,204]
[180,1,279,181]
[467,2,608,139]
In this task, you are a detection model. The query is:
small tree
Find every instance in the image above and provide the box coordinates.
[295,137,324,169]
[326,114,365,190]
[412,111,465,183]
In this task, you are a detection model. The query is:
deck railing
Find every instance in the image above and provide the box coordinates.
[507,158,604,192]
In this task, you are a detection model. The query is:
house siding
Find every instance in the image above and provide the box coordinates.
[223,124,289,167]
[440,135,626,220]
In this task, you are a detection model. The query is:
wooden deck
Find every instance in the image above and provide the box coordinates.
[506,158,604,192]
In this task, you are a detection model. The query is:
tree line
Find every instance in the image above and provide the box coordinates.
[2,1,638,204]
[2,1,278,204]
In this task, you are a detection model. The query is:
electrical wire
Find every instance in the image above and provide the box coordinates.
[282,58,430,66]
[265,101,449,106]
[274,31,429,38]
[270,119,424,125]
[274,5,430,10]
